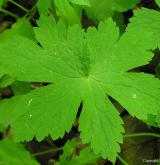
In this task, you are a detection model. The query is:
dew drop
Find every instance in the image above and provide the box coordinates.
[29,114,32,118]
[132,94,137,99]
[28,99,33,106]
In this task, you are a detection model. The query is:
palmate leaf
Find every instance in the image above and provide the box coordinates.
[0,15,159,162]
[127,8,160,49]
[126,8,160,127]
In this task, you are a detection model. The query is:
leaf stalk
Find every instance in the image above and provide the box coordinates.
[124,132,160,138]
[8,0,28,13]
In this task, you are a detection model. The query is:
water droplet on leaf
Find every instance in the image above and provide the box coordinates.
[132,94,137,99]
[29,114,32,118]
[28,99,33,106]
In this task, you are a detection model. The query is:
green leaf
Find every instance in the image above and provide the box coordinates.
[0,75,15,88]
[0,0,3,7]
[156,63,160,78]
[0,139,39,165]
[58,139,98,165]
[114,0,140,11]
[85,0,114,21]
[0,15,159,162]
[0,36,59,82]
[69,0,90,6]
[0,66,5,81]
[127,8,160,49]
[37,0,52,14]
[37,0,83,24]
[0,18,34,41]
[145,114,160,127]
[11,81,31,95]
[0,0,4,8]
[0,124,4,132]
[59,139,77,164]
[79,80,123,161]
[85,0,141,21]
[54,0,81,24]
[0,18,35,84]
[0,81,81,141]
[155,0,160,7]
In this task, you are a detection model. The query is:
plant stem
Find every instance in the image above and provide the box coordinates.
[24,3,37,22]
[124,132,160,138]
[32,133,160,159]
[0,8,18,19]
[8,0,28,13]
[117,155,129,165]
[26,6,36,21]
[32,147,63,157]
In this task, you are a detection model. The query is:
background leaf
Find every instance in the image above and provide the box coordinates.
[85,0,141,21]
[0,139,39,165]
[37,0,52,14]
[155,0,160,7]
[0,18,34,41]
[127,8,160,49]
[58,139,98,165]
[54,0,81,24]
[69,0,91,6]
[11,81,31,95]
